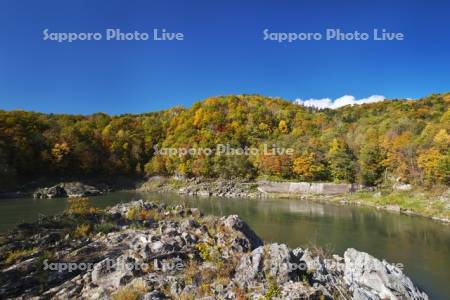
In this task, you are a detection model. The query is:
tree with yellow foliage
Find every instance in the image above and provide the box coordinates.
[418,129,450,185]
[326,139,356,183]
[278,120,289,134]
[292,153,327,181]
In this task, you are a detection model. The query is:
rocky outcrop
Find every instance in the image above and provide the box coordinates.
[33,182,105,198]
[234,244,428,300]
[0,200,429,299]
[343,248,428,299]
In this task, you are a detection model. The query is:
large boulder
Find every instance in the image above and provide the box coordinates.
[222,215,263,250]
[60,182,103,198]
[234,246,265,284]
[234,243,305,287]
[33,182,104,198]
[33,185,67,198]
[343,248,428,300]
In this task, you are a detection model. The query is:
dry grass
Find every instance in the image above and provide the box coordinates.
[111,280,147,300]
[67,197,97,215]
[5,248,37,264]
[183,260,200,285]
[127,206,161,221]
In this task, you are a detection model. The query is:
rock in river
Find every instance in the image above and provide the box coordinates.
[33,182,104,198]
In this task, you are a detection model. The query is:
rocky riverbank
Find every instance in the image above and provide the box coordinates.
[0,199,428,299]
[137,177,450,224]
[6,176,448,224]
[0,176,141,199]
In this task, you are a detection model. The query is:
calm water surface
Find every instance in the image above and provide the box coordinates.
[0,191,449,299]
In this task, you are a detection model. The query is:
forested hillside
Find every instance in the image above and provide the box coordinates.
[1,93,449,190]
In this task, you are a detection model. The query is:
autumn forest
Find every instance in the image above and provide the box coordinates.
[0,93,449,191]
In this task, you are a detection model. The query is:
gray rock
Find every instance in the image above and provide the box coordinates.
[91,256,134,290]
[180,219,198,232]
[393,183,412,191]
[234,246,265,285]
[385,204,401,213]
[263,243,295,284]
[61,182,103,197]
[33,185,66,198]
[33,182,104,199]
[197,190,211,197]
[142,290,167,300]
[278,281,324,300]
[344,248,428,300]
[223,215,263,250]
[234,243,305,287]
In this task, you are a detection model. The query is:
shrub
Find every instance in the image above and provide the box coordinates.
[126,207,139,220]
[183,259,203,285]
[139,209,160,221]
[94,222,116,234]
[195,243,211,261]
[5,248,37,264]
[73,223,91,238]
[199,283,211,296]
[234,287,249,300]
[111,280,147,300]
[264,278,281,300]
[67,197,96,215]
[127,206,160,221]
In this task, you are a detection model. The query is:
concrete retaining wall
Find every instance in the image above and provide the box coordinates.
[257,181,353,195]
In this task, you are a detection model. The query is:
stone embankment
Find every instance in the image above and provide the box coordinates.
[138,177,357,198]
[256,181,355,195]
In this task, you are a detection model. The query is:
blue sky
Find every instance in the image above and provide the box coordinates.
[0,0,449,114]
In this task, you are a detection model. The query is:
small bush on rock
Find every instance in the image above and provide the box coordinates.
[264,278,281,300]
[73,224,91,238]
[67,197,96,215]
[5,248,37,264]
[94,222,116,234]
[111,280,147,300]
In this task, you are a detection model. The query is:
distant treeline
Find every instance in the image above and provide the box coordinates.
[0,93,449,189]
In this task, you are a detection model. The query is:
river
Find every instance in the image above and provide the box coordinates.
[0,191,449,299]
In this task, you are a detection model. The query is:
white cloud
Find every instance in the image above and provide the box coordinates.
[294,95,386,109]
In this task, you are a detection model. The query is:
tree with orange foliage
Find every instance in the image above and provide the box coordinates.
[293,153,327,181]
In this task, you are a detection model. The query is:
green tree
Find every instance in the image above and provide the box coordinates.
[358,143,385,186]
[327,139,356,183]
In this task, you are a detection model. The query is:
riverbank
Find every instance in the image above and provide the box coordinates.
[137,177,450,224]
[326,190,450,224]
[0,199,429,299]
[0,176,140,199]
[4,176,449,224]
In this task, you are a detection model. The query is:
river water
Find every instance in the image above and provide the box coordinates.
[0,191,449,299]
